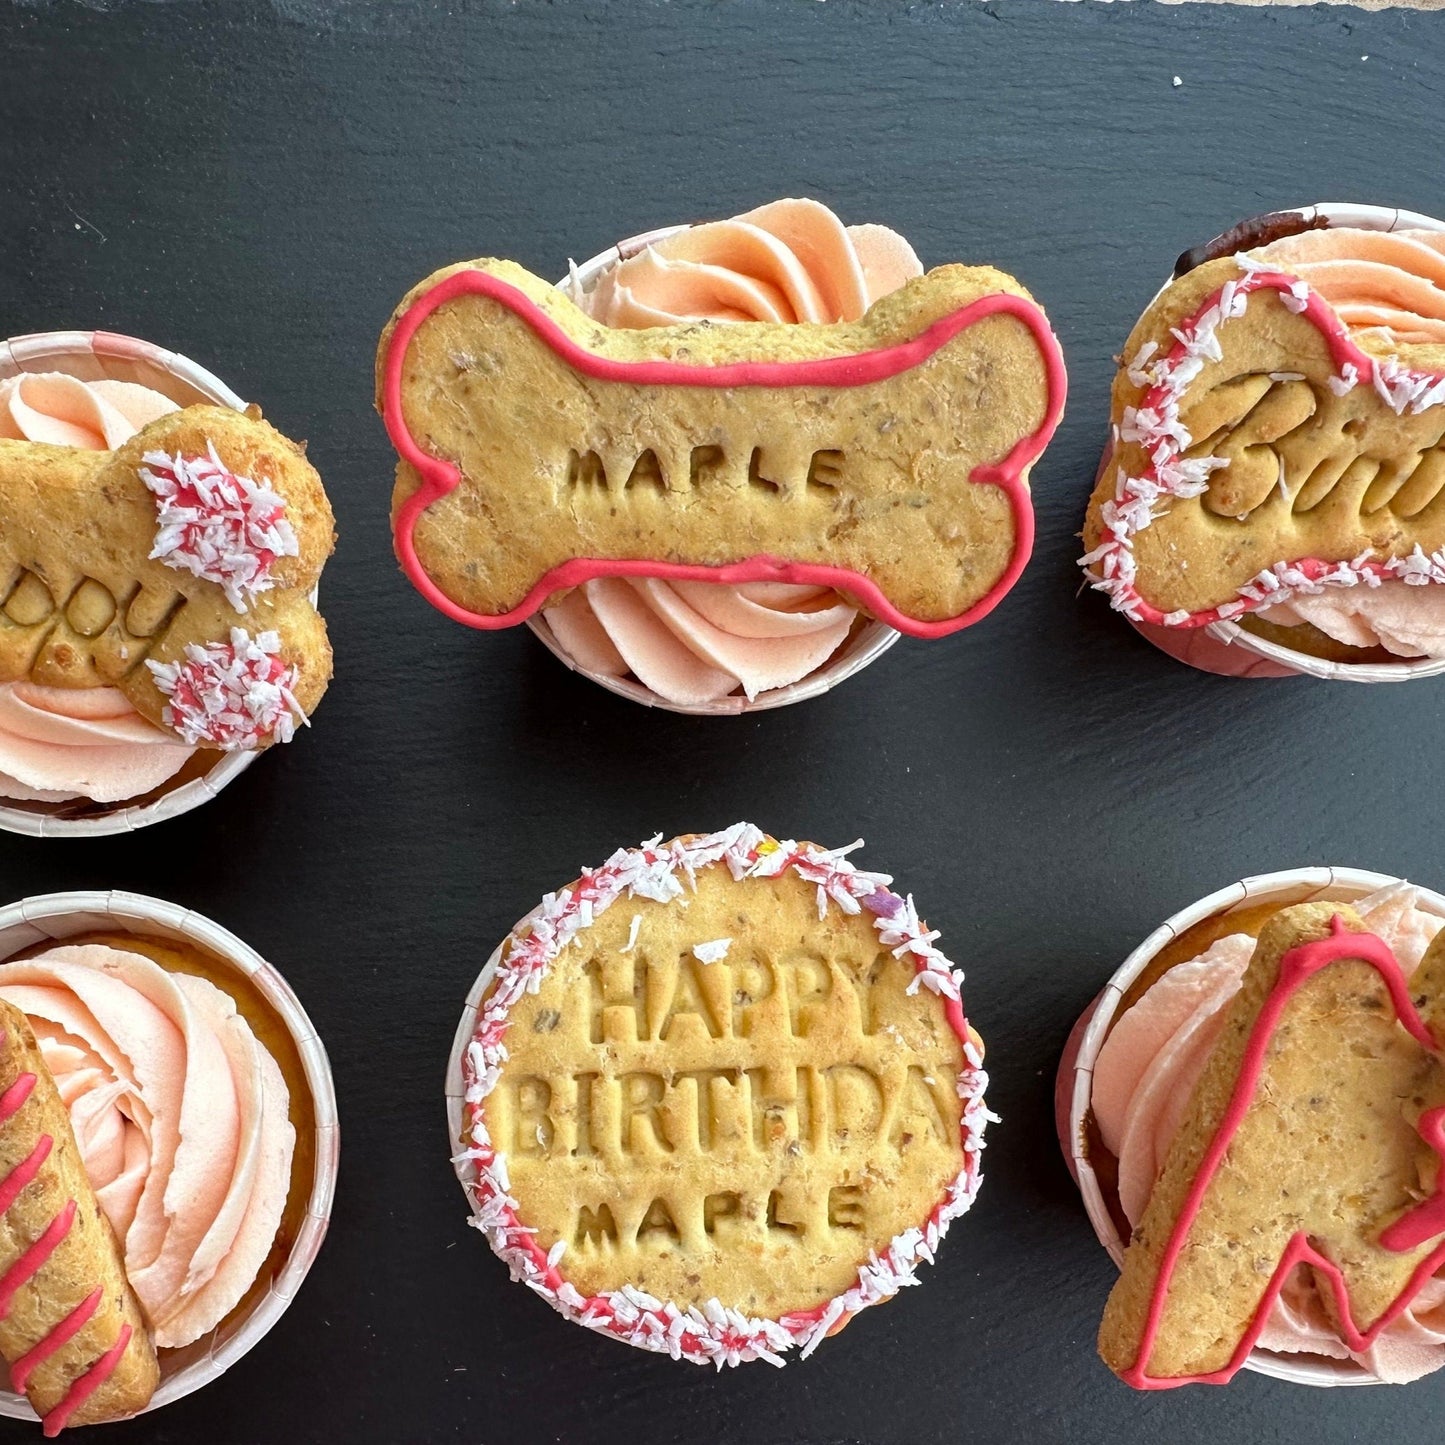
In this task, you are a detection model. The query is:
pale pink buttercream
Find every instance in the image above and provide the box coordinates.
[0,683,193,804]
[0,371,178,450]
[546,199,921,705]
[0,944,294,1349]
[0,372,196,803]
[1093,884,1445,1380]
[1244,228,1445,659]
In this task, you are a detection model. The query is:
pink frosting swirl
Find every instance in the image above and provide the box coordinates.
[0,944,295,1349]
[0,371,178,449]
[546,199,922,706]
[0,684,193,803]
[1092,884,1445,1381]
[0,371,195,804]
[1245,228,1445,659]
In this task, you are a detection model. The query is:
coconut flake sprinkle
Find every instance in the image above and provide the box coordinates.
[141,442,299,611]
[146,626,305,749]
[1080,263,1445,629]
[457,824,989,1367]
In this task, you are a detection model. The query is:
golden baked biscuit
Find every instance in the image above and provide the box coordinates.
[0,406,333,748]
[0,1000,158,1432]
[1099,903,1445,1386]
[378,257,1065,638]
[457,824,989,1365]
[1083,254,1445,629]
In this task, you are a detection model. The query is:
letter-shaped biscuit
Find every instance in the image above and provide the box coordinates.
[1099,904,1445,1386]
[0,406,333,748]
[1083,255,1445,628]
[0,1000,159,1432]
[377,258,1065,638]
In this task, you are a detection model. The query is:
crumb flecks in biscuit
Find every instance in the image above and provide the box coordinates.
[1082,258,1445,627]
[1099,905,1445,1386]
[459,825,991,1367]
[0,406,333,744]
[378,259,1065,638]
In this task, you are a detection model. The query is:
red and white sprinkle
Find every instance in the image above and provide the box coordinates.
[146,626,305,749]
[458,823,991,1367]
[140,442,299,611]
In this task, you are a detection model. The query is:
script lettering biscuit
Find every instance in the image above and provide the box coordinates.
[379,258,1065,638]
[1083,255,1445,628]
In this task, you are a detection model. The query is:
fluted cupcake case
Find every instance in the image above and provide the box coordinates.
[526,226,901,716]
[0,331,259,837]
[0,891,338,1423]
[1056,865,1445,1387]
[1099,203,1445,684]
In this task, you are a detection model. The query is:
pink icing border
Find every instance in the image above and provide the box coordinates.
[382,269,1066,640]
[1126,917,1445,1388]
[1082,265,1445,629]
[457,823,991,1367]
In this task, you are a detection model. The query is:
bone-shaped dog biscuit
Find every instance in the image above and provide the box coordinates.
[0,406,333,746]
[1084,256,1445,626]
[1099,903,1445,1386]
[378,258,1065,638]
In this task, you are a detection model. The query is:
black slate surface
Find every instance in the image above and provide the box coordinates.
[2,1,1444,1441]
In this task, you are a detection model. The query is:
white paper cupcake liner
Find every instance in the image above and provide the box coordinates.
[1105,202,1445,683]
[523,225,900,716]
[1057,865,1445,1387]
[0,330,260,836]
[0,890,338,1422]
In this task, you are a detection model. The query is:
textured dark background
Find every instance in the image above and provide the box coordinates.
[1,1,1443,1441]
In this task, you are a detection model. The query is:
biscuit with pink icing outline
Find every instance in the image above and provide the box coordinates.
[376,258,1065,638]
[0,407,333,748]
[1083,255,1445,629]
[1099,903,1445,1387]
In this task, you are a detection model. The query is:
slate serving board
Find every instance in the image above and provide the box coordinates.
[1,1,1443,1441]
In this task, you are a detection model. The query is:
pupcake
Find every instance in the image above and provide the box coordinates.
[0,891,336,1431]
[538,201,918,710]
[0,331,334,834]
[1081,203,1445,682]
[446,823,990,1364]
[1058,868,1445,1387]
[378,202,1065,712]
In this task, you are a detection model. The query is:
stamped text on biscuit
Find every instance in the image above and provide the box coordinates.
[489,942,961,1254]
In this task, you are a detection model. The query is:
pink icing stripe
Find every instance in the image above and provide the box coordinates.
[1126,917,1445,1388]
[0,1198,76,1320]
[1089,270,1445,630]
[383,270,1066,640]
[11,1286,101,1393]
[0,1136,52,1218]
[0,1072,36,1122]
[40,1323,131,1438]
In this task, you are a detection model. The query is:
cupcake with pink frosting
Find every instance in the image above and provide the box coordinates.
[0,329,331,835]
[1058,868,1445,1385]
[540,199,925,712]
[1083,203,1445,682]
[0,889,336,1427]
[0,372,204,812]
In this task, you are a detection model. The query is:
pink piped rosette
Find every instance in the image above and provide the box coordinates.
[0,330,316,837]
[445,822,992,1366]
[1056,866,1445,1387]
[527,227,901,716]
[0,890,337,1424]
[1082,202,1445,684]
